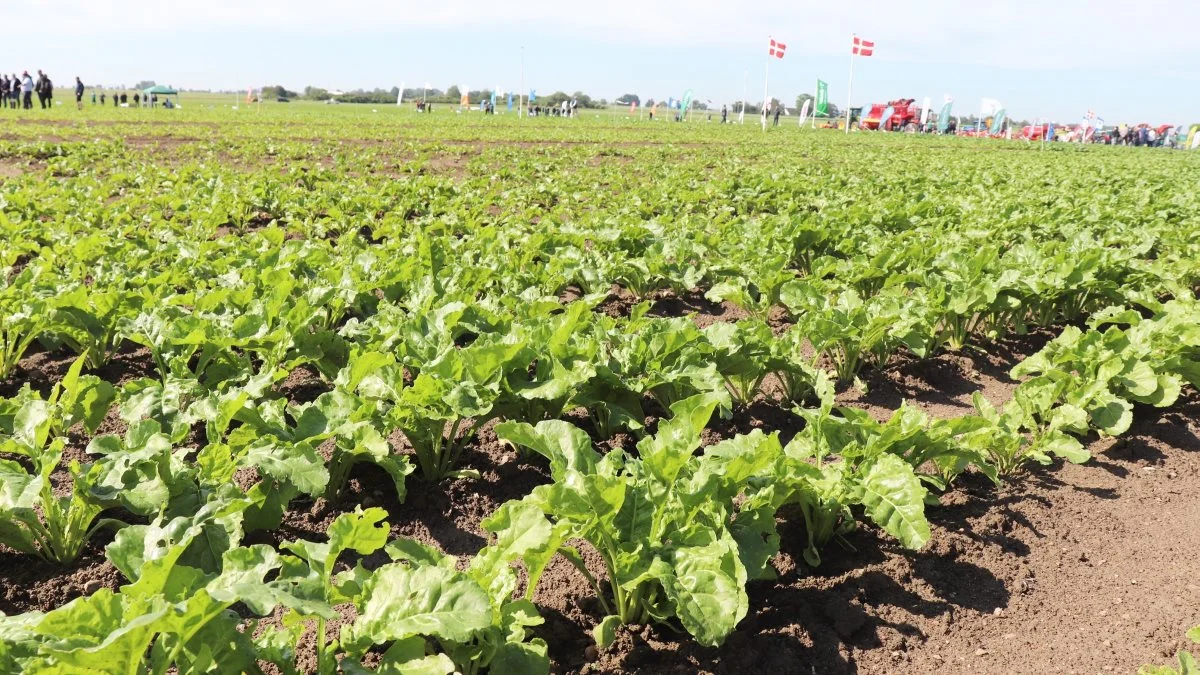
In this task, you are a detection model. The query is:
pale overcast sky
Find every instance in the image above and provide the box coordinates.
[5,0,1198,122]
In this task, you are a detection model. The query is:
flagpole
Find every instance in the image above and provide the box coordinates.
[812,77,817,129]
[740,69,747,125]
[845,36,855,134]
[762,40,771,132]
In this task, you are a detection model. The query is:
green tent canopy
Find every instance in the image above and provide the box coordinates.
[142,85,178,95]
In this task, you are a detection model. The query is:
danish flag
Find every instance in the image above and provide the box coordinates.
[852,36,875,57]
[768,37,786,59]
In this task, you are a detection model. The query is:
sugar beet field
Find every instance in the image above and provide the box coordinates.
[1,106,1199,675]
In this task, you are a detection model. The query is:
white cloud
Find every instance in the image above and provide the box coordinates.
[9,0,1199,70]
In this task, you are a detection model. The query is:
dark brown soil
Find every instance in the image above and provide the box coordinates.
[0,159,26,178]
[0,539,122,615]
[274,364,330,405]
[700,397,808,447]
[595,285,644,319]
[0,340,157,399]
[593,286,753,327]
[0,344,76,398]
[646,288,754,328]
[93,342,158,385]
[836,328,1059,422]
[263,419,553,560]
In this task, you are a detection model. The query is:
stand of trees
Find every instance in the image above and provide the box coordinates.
[794,94,840,118]
[262,85,299,100]
[534,91,603,109]
[279,84,609,107]
[250,85,857,119]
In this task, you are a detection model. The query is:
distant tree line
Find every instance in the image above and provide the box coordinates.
[256,84,611,107]
[254,85,986,121]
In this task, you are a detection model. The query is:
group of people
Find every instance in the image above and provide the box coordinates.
[1,73,120,111]
[106,92,166,108]
[96,91,172,108]
[759,101,784,129]
[0,72,177,111]
[527,100,578,117]
[1104,124,1183,148]
[0,71,58,110]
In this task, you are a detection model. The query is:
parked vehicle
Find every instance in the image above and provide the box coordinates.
[859,99,924,131]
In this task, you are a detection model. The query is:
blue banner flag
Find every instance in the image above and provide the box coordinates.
[507,92,513,110]
[881,106,895,128]
[529,89,536,103]
[990,110,1007,135]
[936,102,953,133]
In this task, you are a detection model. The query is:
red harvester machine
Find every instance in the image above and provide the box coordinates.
[858,98,923,131]
[1022,124,1051,141]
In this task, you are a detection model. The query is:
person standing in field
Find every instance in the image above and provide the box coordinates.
[35,71,46,108]
[0,75,7,109]
[21,71,34,109]
[773,105,782,127]
[721,105,727,123]
[75,77,84,110]
[133,92,140,107]
[38,71,53,108]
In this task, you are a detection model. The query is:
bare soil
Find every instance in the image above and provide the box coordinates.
[0,159,26,178]
[0,536,123,615]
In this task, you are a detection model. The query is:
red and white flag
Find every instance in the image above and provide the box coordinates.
[852,36,875,57]
[768,37,786,59]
